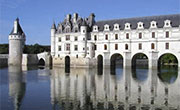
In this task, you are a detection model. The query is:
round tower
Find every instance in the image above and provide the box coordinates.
[80,19,88,57]
[9,18,26,65]
[51,22,56,56]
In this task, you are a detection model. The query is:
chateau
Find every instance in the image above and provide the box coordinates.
[51,13,180,68]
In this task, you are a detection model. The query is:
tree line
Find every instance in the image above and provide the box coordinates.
[0,43,50,54]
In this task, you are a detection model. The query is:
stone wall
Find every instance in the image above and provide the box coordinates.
[22,54,38,66]
[53,57,96,68]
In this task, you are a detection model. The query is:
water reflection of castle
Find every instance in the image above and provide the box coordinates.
[50,67,180,110]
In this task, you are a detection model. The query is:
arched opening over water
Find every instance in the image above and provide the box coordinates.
[132,53,148,69]
[97,55,103,75]
[110,53,123,75]
[158,53,178,84]
[65,56,70,73]
[38,58,45,66]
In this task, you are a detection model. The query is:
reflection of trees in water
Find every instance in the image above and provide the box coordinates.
[131,68,148,82]
[158,65,178,84]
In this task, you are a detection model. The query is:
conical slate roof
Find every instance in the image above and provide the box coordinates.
[51,22,56,29]
[9,18,24,35]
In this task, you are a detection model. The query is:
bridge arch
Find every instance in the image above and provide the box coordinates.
[131,53,149,69]
[157,53,178,84]
[97,54,103,75]
[38,58,45,66]
[110,53,123,75]
[158,53,178,67]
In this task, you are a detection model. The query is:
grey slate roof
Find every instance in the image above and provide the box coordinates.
[95,14,180,31]
[9,18,24,35]
[51,22,56,29]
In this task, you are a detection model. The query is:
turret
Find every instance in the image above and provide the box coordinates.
[73,13,78,23]
[80,19,88,57]
[9,18,26,65]
[51,22,56,56]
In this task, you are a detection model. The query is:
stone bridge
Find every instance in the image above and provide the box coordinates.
[0,52,52,67]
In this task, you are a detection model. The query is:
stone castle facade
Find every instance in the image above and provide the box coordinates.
[51,13,180,68]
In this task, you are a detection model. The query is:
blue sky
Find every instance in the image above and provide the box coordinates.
[0,0,179,45]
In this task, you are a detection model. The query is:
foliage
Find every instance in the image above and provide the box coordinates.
[0,43,50,54]
[159,54,177,64]
[0,44,9,54]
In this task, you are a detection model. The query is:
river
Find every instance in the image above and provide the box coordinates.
[0,66,180,110]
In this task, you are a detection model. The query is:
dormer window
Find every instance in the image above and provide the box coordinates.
[150,21,157,28]
[93,25,98,32]
[164,20,171,28]
[125,23,131,30]
[137,22,144,29]
[104,24,110,31]
[114,24,119,30]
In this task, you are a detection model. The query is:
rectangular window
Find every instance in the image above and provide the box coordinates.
[58,46,61,51]
[104,44,107,50]
[66,35,70,40]
[166,31,169,38]
[151,43,155,49]
[139,33,142,39]
[115,34,118,40]
[139,43,142,50]
[115,44,118,50]
[126,33,129,39]
[105,34,108,40]
[74,45,78,51]
[59,37,61,42]
[74,36,78,41]
[94,35,97,41]
[152,32,155,38]
[94,45,97,50]
[66,44,70,51]
[125,44,128,50]
[165,43,169,49]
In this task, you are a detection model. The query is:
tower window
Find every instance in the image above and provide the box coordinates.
[165,43,169,49]
[105,34,108,40]
[152,32,155,38]
[151,43,155,49]
[66,35,70,40]
[166,31,169,38]
[126,33,129,39]
[74,36,78,41]
[139,33,142,39]
[125,44,128,50]
[104,44,107,50]
[66,44,70,51]
[59,37,61,42]
[139,43,142,50]
[94,45,97,50]
[94,35,97,41]
[58,46,61,51]
[74,45,78,51]
[115,44,118,50]
[115,34,118,40]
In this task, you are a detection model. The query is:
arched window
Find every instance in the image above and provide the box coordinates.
[125,44,128,50]
[139,43,142,50]
[151,43,155,49]
[104,44,107,50]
